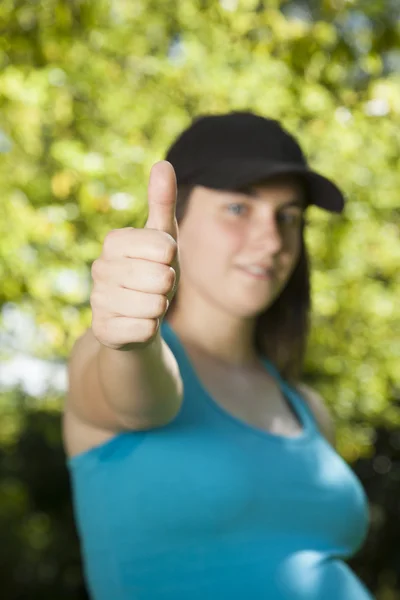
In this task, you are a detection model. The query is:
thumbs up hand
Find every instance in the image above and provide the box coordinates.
[90,161,180,350]
[145,160,179,240]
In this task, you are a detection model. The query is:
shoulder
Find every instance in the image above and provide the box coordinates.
[295,382,336,447]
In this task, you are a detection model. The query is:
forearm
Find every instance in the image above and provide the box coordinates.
[96,330,183,429]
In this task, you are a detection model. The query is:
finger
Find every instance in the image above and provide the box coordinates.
[93,258,176,296]
[102,228,177,265]
[94,287,169,319]
[100,316,160,347]
[145,160,178,239]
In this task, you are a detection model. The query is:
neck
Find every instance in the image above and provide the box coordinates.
[165,296,260,368]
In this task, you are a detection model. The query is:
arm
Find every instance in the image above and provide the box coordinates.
[63,161,183,458]
[63,327,183,458]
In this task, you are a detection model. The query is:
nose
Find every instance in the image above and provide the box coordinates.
[248,214,283,255]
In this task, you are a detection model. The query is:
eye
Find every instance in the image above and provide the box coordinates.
[227,203,248,216]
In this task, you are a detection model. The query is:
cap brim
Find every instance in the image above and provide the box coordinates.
[188,158,345,214]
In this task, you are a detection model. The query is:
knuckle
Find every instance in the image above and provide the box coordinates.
[102,233,114,256]
[104,228,117,242]
[91,259,102,280]
[91,318,107,343]
[161,234,178,263]
[145,319,159,340]
[154,295,168,315]
[90,321,100,341]
[100,318,116,345]
[165,267,176,291]
[90,289,101,309]
[159,267,175,293]
[137,318,158,342]
[103,228,122,255]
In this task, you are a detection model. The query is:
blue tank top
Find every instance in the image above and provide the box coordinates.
[67,320,374,600]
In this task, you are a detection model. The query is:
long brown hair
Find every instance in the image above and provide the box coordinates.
[165,180,311,382]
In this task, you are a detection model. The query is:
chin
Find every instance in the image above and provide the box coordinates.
[227,284,287,317]
[225,297,276,319]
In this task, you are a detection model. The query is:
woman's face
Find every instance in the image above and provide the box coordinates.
[176,177,305,318]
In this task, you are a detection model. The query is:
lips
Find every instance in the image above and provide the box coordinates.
[237,266,274,279]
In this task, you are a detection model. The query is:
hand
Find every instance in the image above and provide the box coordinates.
[90,161,179,350]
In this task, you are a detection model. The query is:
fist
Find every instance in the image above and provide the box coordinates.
[90,161,180,350]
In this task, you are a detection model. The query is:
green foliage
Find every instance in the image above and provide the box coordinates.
[1,0,399,446]
[1,1,399,597]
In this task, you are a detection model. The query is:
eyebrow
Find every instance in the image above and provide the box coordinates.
[237,186,305,209]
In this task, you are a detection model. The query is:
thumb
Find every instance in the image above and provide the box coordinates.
[145,160,178,239]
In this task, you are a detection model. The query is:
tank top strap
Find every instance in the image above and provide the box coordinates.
[261,357,320,436]
[160,320,197,384]
[162,320,320,439]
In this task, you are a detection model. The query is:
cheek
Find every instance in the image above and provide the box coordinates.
[213,221,245,255]
[178,222,216,283]
[180,219,242,271]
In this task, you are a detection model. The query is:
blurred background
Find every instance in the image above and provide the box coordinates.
[0,0,399,598]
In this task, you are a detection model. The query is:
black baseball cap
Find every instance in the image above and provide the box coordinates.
[165,111,345,213]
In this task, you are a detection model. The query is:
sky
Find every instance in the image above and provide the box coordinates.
[0,296,67,398]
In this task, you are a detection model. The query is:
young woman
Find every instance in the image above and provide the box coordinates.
[63,112,374,599]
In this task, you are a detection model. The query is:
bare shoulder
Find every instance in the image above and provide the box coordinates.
[295,382,336,447]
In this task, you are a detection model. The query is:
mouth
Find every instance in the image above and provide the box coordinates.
[236,266,275,280]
